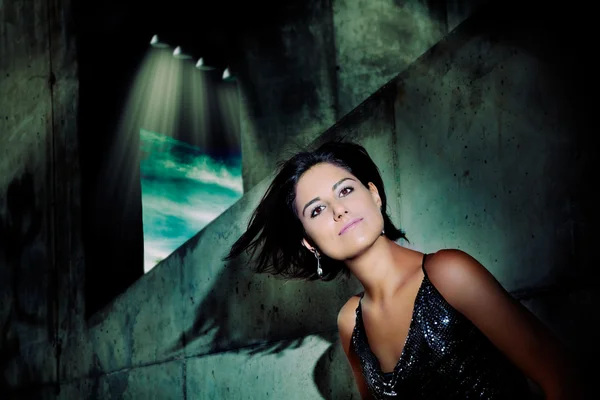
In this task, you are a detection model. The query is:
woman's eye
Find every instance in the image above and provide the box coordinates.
[311,206,324,218]
[340,186,353,196]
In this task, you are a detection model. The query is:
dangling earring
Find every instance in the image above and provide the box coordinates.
[315,250,323,278]
[380,206,385,237]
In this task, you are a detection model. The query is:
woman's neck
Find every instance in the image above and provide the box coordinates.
[347,239,420,303]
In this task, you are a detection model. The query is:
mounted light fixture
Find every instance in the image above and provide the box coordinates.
[150,34,168,48]
[195,58,215,71]
[222,67,236,81]
[173,46,192,59]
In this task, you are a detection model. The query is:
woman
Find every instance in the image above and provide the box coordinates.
[225,140,582,399]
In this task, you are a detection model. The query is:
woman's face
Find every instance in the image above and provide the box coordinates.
[294,162,384,261]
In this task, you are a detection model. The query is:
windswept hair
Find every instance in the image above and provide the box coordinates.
[223,139,408,281]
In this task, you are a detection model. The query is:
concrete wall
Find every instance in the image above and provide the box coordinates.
[236,0,338,192]
[56,3,596,399]
[238,0,489,191]
[1,0,597,399]
[0,0,83,398]
[333,0,448,116]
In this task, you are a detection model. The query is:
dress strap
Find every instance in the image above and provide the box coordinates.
[358,291,365,308]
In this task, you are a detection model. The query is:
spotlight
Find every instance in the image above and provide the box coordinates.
[222,67,236,81]
[150,34,168,48]
[173,46,192,59]
[195,58,215,71]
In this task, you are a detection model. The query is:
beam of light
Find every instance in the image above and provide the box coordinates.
[185,58,212,151]
[106,47,184,206]
[105,46,184,272]
[106,40,242,273]
[216,82,241,152]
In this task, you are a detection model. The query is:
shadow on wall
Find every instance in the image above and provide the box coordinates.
[168,246,351,354]
[313,331,362,399]
[166,242,360,399]
[0,172,52,398]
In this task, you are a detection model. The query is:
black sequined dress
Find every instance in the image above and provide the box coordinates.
[351,253,534,399]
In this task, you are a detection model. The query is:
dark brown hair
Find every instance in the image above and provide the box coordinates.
[224,139,408,280]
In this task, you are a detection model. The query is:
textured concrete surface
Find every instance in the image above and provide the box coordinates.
[1,0,80,398]
[237,0,487,191]
[1,0,597,399]
[393,14,591,289]
[59,12,597,395]
[186,335,351,400]
[59,359,185,400]
[333,0,448,117]
[236,0,338,191]
[446,0,489,31]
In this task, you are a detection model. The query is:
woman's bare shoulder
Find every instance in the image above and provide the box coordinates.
[337,292,362,335]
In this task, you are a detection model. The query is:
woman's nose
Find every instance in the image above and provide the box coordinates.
[333,207,349,220]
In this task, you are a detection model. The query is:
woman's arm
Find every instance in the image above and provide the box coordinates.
[426,249,585,400]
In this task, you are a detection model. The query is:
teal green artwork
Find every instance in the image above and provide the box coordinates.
[139,128,242,272]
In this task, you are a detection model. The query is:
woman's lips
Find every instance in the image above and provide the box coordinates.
[339,218,363,235]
